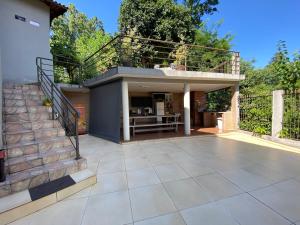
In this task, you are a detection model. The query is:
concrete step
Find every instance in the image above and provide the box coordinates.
[7,146,76,174]
[0,158,87,197]
[3,84,40,91]
[5,127,65,145]
[4,93,44,101]
[4,99,43,107]
[4,106,49,115]
[3,84,40,90]
[6,136,72,158]
[4,120,60,132]
[3,89,43,95]
[5,112,51,122]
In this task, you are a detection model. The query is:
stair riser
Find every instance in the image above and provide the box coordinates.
[7,158,87,195]
[5,121,59,132]
[7,145,38,159]
[3,84,40,90]
[38,138,72,153]
[7,138,72,158]
[8,151,76,174]
[5,129,65,145]
[4,99,43,107]
[4,106,49,115]
[4,93,43,101]
[5,112,50,122]
[3,89,43,95]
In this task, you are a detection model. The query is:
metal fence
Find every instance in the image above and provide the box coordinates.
[239,95,273,135]
[82,35,240,81]
[282,92,300,140]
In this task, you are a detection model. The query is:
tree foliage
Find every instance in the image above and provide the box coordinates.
[50,4,113,83]
[119,0,195,43]
[183,0,219,27]
[240,41,300,95]
[188,23,232,71]
[239,41,300,136]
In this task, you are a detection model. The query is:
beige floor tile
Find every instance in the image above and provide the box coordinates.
[134,212,186,225]
[127,168,161,189]
[163,178,211,210]
[177,160,215,177]
[90,172,127,195]
[219,193,290,225]
[29,197,87,225]
[146,153,174,166]
[6,215,32,225]
[180,202,239,225]
[154,164,189,182]
[220,168,275,191]
[81,191,132,225]
[251,179,300,223]
[97,159,126,174]
[0,190,31,213]
[195,173,242,201]
[129,184,176,221]
[242,164,292,183]
[125,157,151,171]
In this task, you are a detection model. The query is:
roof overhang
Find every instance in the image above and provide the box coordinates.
[39,0,67,22]
[84,67,245,92]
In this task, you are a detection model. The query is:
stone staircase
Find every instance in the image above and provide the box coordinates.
[0,84,87,197]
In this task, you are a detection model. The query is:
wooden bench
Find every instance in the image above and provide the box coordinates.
[129,115,182,136]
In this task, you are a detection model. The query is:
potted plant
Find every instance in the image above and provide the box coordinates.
[42,98,53,112]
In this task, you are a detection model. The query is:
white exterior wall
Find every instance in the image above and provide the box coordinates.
[0,0,51,83]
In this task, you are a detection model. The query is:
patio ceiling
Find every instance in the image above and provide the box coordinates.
[128,81,233,93]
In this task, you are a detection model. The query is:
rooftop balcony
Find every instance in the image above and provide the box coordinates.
[82,35,241,81]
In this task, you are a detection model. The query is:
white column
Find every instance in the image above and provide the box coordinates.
[272,90,284,138]
[184,83,191,135]
[122,80,130,141]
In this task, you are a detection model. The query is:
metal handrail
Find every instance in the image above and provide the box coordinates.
[82,35,240,80]
[36,57,80,160]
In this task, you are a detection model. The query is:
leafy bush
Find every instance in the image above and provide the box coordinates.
[280,93,300,140]
[239,95,272,136]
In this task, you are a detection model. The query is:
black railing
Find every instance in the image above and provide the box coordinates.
[282,92,300,140]
[239,94,273,135]
[36,57,80,160]
[82,35,240,81]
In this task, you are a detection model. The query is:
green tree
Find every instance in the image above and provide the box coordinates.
[183,0,219,27]
[119,0,195,43]
[188,23,233,71]
[50,4,111,83]
[272,40,300,92]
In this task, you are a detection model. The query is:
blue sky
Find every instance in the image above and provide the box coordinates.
[58,0,300,68]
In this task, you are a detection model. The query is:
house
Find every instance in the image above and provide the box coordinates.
[0,0,67,84]
[0,0,92,204]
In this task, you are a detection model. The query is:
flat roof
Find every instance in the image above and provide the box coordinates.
[83,67,245,88]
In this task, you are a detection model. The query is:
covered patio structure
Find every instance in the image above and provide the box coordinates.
[84,67,244,142]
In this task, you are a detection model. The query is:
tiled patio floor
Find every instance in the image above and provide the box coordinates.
[9,135,300,225]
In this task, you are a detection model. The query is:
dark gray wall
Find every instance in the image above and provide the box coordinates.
[0,0,51,83]
[0,48,3,147]
[89,80,122,143]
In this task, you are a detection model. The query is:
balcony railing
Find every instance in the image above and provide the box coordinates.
[82,35,240,82]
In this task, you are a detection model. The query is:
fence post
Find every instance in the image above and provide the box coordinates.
[231,52,240,75]
[231,83,240,130]
[272,90,284,138]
